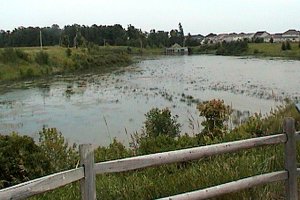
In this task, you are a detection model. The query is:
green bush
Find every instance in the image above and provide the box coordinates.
[0,133,51,188]
[38,128,78,173]
[144,108,181,138]
[65,48,72,57]
[0,48,17,63]
[35,51,49,65]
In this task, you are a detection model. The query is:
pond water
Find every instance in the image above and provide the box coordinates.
[0,55,299,146]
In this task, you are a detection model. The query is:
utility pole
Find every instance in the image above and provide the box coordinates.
[40,30,43,50]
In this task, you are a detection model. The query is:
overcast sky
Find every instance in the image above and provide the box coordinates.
[1,0,299,35]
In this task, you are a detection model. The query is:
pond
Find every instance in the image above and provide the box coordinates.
[0,55,299,146]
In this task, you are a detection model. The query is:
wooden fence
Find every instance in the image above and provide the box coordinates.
[0,117,299,200]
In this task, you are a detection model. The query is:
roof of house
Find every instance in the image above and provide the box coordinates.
[254,31,271,37]
[283,29,300,35]
[171,43,182,48]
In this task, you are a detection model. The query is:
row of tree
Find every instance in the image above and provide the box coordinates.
[0,23,191,48]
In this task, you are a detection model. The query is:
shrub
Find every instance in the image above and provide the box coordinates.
[65,48,72,57]
[286,41,291,50]
[197,99,232,138]
[0,133,51,188]
[281,42,286,51]
[35,51,49,65]
[15,49,30,61]
[38,128,78,173]
[0,48,17,63]
[144,108,181,138]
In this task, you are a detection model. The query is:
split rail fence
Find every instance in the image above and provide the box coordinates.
[0,117,299,200]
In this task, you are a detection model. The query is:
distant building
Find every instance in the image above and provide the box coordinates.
[271,33,284,43]
[189,34,204,43]
[282,29,300,42]
[253,31,271,42]
[165,43,188,55]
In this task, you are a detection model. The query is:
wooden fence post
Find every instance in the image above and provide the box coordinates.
[283,117,298,200]
[79,144,96,200]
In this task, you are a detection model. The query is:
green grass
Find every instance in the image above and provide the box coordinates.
[0,46,134,82]
[248,43,300,59]
[0,46,164,82]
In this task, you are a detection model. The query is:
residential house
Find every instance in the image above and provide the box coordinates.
[282,29,300,42]
[271,33,284,43]
[190,34,204,43]
[201,33,217,44]
[253,31,271,42]
[165,43,188,55]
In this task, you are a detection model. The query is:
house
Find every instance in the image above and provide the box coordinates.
[253,31,271,42]
[271,33,284,43]
[165,43,188,55]
[190,34,204,43]
[282,29,300,42]
[201,33,217,44]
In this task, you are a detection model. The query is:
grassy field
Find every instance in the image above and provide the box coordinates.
[0,46,163,82]
[247,43,300,59]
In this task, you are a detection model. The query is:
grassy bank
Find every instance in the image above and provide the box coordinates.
[1,102,299,199]
[0,45,163,82]
[191,42,300,59]
[247,43,300,59]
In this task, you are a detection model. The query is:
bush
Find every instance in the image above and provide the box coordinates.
[65,48,72,57]
[38,128,78,173]
[35,51,49,65]
[281,42,286,51]
[0,48,17,63]
[286,41,291,50]
[144,108,181,138]
[197,99,232,138]
[0,133,51,188]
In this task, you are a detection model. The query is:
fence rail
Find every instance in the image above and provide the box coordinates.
[0,117,298,200]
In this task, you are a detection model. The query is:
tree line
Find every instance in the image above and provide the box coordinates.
[0,23,192,48]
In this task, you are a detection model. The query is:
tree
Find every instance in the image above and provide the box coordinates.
[281,42,286,51]
[286,41,291,50]
[178,23,185,46]
[144,108,181,138]
[269,37,274,43]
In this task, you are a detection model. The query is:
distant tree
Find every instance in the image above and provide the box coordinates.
[178,23,185,46]
[281,42,286,51]
[269,37,274,43]
[185,33,199,47]
[286,41,291,50]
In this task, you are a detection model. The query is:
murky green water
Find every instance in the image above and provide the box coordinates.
[0,55,299,146]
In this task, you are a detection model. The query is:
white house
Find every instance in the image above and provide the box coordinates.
[253,31,271,42]
[165,43,188,55]
[282,29,300,42]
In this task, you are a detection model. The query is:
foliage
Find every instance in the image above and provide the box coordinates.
[216,40,248,55]
[0,48,30,63]
[197,99,232,138]
[281,42,286,51]
[144,108,181,138]
[0,133,51,188]
[286,40,291,50]
[38,128,78,173]
[35,51,49,65]
[65,48,72,57]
